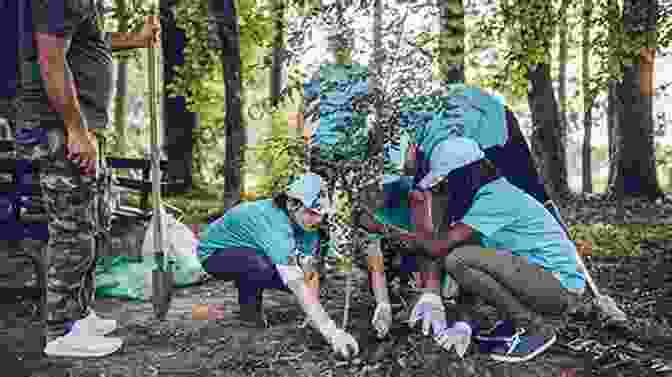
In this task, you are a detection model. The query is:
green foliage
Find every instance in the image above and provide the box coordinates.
[569,223,672,256]
[248,111,306,197]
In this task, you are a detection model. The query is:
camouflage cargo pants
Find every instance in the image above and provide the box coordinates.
[14,118,109,335]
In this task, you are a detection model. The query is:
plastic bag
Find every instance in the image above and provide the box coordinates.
[141,207,207,289]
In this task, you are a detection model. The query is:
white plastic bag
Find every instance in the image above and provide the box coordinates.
[142,207,207,298]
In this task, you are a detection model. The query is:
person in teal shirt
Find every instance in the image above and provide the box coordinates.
[197,173,359,360]
[401,85,565,227]
[392,137,585,363]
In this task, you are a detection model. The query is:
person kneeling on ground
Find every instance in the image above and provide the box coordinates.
[196,173,359,359]
[394,137,586,363]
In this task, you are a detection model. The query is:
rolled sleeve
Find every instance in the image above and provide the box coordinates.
[31,0,82,37]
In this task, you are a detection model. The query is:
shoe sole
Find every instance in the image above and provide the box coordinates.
[44,337,123,358]
[490,333,557,363]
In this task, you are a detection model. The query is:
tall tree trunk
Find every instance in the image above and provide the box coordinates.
[270,0,285,107]
[610,0,661,199]
[212,0,246,209]
[558,0,569,153]
[161,0,197,190]
[113,0,129,156]
[437,0,465,84]
[528,62,569,200]
[606,0,620,188]
[582,0,593,193]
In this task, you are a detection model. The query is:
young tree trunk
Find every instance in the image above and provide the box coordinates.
[161,0,197,190]
[112,0,129,156]
[370,0,384,154]
[609,0,661,199]
[528,62,569,200]
[558,0,570,150]
[212,0,246,209]
[582,0,593,193]
[437,0,465,84]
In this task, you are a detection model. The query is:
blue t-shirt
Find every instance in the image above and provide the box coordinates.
[197,199,320,265]
[460,178,585,291]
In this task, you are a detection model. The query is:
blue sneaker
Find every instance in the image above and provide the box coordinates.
[474,320,517,354]
[489,325,557,363]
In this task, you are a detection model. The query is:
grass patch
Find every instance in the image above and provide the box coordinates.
[569,223,672,256]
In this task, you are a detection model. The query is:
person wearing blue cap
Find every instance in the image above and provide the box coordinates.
[392,137,585,363]
[196,173,359,359]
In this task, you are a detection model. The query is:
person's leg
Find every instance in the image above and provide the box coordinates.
[16,123,98,339]
[444,245,571,317]
[443,245,572,362]
[203,247,288,327]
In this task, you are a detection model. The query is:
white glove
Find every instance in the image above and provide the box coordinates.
[372,301,393,338]
[435,321,472,358]
[409,292,448,337]
[323,324,360,359]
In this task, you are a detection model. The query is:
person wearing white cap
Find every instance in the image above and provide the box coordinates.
[196,173,359,359]
[403,85,565,227]
[391,137,585,363]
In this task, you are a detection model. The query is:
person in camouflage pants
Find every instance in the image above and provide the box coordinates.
[17,0,160,351]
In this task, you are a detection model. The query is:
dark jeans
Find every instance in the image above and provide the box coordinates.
[443,246,579,325]
[202,247,289,306]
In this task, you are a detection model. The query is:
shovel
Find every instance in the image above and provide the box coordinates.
[545,200,627,324]
[147,13,174,320]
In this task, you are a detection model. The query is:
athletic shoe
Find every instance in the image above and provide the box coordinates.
[67,310,117,337]
[489,324,557,363]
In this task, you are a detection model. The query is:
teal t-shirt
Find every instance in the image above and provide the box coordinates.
[401,86,508,161]
[460,178,586,291]
[197,199,320,265]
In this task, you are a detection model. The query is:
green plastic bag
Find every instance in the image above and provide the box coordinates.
[95,210,207,301]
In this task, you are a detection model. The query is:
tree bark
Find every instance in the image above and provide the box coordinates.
[437,0,465,84]
[112,0,129,156]
[161,1,197,190]
[528,62,569,200]
[270,0,285,107]
[558,0,569,151]
[609,0,661,199]
[212,0,246,210]
[582,0,593,193]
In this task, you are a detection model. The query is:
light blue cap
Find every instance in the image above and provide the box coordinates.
[286,173,329,214]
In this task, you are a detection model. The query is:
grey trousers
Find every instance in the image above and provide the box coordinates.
[443,246,581,325]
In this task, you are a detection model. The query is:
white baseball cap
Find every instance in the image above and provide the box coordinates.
[417,137,485,190]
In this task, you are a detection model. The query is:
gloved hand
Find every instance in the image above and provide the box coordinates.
[409,292,448,337]
[372,301,393,338]
[324,326,360,359]
[435,321,472,358]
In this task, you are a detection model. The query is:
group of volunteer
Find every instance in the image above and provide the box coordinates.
[196,64,586,363]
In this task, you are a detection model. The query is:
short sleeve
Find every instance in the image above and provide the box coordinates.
[460,189,518,238]
[31,0,82,37]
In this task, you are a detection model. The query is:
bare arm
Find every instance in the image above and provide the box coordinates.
[365,239,390,304]
[108,32,146,51]
[401,222,476,259]
[34,33,85,132]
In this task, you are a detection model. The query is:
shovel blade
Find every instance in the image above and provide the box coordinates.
[595,295,627,323]
[152,269,174,320]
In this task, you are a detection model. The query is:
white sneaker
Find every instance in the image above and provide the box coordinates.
[70,311,117,336]
[44,332,123,358]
